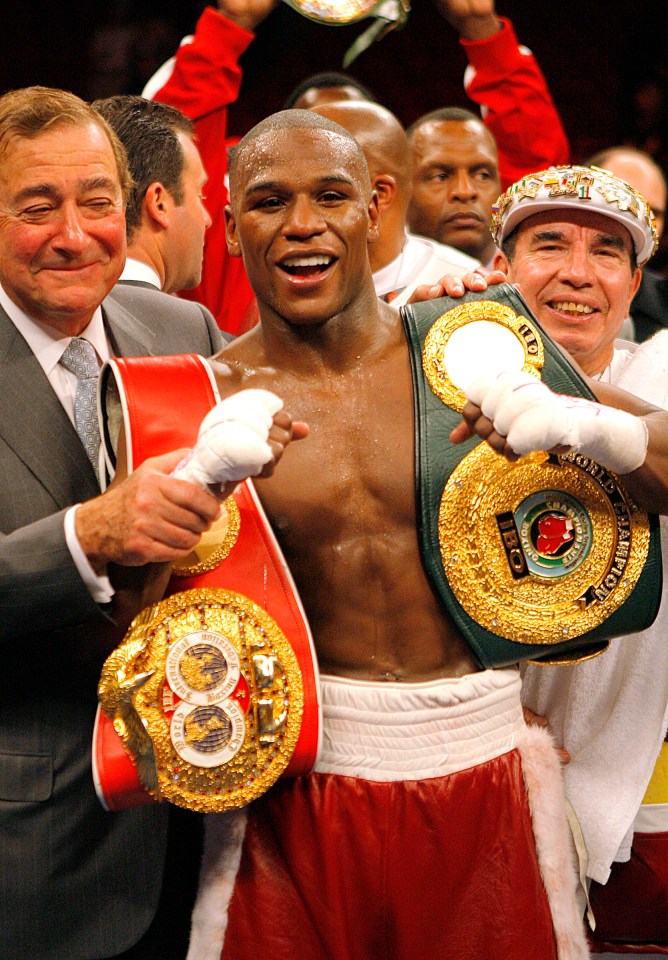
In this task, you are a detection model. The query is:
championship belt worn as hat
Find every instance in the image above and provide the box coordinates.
[93,355,320,813]
[401,284,662,668]
[491,164,659,266]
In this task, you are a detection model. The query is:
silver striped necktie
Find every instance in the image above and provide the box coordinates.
[59,337,101,480]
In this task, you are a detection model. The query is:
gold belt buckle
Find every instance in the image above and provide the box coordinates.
[439,446,650,652]
[98,588,305,812]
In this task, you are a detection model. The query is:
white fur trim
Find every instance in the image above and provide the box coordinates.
[518,725,591,960]
[186,810,247,960]
[186,712,590,960]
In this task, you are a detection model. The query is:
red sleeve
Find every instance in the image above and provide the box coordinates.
[150,6,253,121]
[150,7,256,336]
[460,17,570,190]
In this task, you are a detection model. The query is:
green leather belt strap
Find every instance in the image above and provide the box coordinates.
[401,283,662,668]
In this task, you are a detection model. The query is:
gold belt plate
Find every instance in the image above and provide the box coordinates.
[98,588,304,812]
[284,0,384,23]
[439,446,650,646]
[422,300,545,413]
[171,496,240,577]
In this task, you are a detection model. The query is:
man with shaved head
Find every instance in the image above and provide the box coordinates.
[589,147,666,238]
[310,99,478,304]
[174,108,605,960]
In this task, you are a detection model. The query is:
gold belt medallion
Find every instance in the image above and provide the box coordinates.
[98,588,304,812]
[439,446,650,646]
[172,497,240,577]
[422,300,545,413]
[284,0,384,23]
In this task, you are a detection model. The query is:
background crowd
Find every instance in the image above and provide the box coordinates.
[3,2,666,174]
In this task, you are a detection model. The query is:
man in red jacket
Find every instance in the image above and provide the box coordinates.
[407,0,570,268]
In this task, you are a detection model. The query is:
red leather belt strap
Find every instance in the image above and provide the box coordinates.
[93,354,320,811]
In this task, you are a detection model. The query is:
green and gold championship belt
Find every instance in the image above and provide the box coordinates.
[401,284,662,667]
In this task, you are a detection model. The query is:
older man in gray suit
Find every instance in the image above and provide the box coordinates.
[0,86,290,960]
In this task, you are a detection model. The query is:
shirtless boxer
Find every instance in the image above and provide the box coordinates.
[184,110,596,960]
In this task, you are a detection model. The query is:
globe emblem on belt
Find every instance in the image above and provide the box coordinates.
[178,643,228,692]
[166,630,247,768]
[183,705,233,754]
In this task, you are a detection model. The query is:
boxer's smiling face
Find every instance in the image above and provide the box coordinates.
[496,209,641,376]
[225,126,378,329]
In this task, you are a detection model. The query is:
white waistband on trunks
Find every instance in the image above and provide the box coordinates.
[314,667,525,781]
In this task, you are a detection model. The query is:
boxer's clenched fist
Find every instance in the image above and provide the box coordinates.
[453,370,648,475]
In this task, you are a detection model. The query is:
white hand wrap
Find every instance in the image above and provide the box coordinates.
[173,389,283,487]
[466,371,648,475]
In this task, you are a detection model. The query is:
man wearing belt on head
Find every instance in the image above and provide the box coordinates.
[440,163,668,943]
[178,109,668,960]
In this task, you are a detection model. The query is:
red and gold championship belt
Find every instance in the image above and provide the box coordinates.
[92,355,321,813]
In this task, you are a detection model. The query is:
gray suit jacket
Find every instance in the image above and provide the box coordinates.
[0,285,223,959]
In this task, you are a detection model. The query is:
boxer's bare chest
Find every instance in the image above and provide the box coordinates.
[213,332,477,679]
[237,340,414,540]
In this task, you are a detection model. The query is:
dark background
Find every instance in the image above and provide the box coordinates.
[1,0,665,164]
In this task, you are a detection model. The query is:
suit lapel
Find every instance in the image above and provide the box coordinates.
[0,308,99,506]
[102,292,158,357]
[0,296,158,508]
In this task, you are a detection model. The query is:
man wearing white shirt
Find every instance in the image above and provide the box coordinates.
[119,256,163,290]
[441,162,668,950]
[310,100,479,307]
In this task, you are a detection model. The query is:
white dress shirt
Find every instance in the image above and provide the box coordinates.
[119,257,162,289]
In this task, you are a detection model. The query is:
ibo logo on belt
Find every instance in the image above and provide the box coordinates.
[497,490,592,581]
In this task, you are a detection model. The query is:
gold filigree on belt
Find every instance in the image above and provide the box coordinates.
[98,588,304,812]
[172,497,241,577]
[422,300,545,413]
[439,446,650,650]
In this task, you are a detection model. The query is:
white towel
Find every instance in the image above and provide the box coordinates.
[522,332,668,884]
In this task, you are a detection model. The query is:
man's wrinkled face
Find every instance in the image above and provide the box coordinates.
[408,119,500,261]
[225,126,379,327]
[496,209,641,375]
[0,121,126,334]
